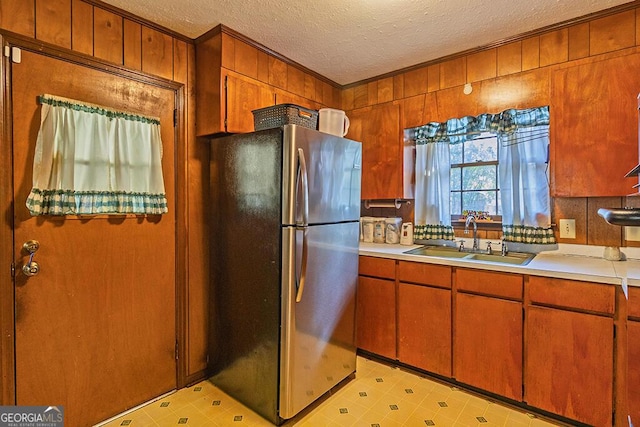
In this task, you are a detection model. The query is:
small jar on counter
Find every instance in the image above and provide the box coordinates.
[361,217,375,242]
[385,217,402,244]
[373,218,386,243]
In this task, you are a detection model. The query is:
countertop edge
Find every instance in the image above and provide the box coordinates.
[359,243,640,287]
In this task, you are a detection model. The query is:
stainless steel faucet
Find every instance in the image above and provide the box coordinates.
[464,215,479,251]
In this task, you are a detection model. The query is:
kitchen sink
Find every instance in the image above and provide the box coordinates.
[405,246,472,258]
[404,245,535,266]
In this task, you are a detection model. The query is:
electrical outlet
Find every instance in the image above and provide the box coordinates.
[559,219,576,239]
[626,226,640,242]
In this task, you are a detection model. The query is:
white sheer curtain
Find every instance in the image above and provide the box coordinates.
[26,94,168,216]
[499,125,554,243]
[414,141,454,240]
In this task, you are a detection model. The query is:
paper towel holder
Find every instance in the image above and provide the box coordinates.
[364,199,411,209]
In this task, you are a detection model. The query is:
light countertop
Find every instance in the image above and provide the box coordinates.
[359,241,640,288]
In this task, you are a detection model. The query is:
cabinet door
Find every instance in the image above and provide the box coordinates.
[455,293,522,400]
[348,102,401,200]
[356,276,396,359]
[224,70,274,133]
[525,305,613,426]
[551,52,640,196]
[398,283,451,376]
[629,320,640,425]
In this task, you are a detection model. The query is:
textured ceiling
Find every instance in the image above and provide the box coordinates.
[101,0,632,85]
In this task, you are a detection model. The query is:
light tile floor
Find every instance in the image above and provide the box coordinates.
[98,356,564,427]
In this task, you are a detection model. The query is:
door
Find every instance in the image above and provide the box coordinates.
[525,305,613,426]
[346,103,401,200]
[10,48,178,426]
[455,293,522,401]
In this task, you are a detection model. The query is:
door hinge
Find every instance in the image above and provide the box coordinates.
[10,262,15,278]
[175,341,179,360]
[173,109,177,127]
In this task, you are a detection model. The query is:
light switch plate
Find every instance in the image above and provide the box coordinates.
[625,226,640,242]
[559,219,576,239]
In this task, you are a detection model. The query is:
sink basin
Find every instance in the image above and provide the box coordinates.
[404,245,535,266]
[466,252,535,265]
[404,246,471,258]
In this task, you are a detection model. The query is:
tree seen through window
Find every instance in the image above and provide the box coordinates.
[450,133,500,219]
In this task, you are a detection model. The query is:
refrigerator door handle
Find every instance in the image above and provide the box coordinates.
[295,226,308,303]
[295,148,309,303]
[296,148,309,227]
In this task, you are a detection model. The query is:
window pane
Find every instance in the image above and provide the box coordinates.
[465,137,497,162]
[450,167,461,191]
[451,192,462,215]
[462,165,496,190]
[450,143,462,164]
[463,191,497,215]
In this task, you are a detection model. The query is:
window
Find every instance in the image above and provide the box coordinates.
[450,133,500,220]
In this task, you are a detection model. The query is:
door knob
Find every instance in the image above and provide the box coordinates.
[21,240,40,277]
[23,240,39,254]
[22,260,40,277]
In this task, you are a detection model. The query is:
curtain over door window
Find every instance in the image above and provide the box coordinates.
[26,94,168,216]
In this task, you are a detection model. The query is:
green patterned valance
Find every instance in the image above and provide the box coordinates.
[38,94,160,125]
[414,224,455,241]
[26,189,168,216]
[412,106,550,145]
[502,225,556,245]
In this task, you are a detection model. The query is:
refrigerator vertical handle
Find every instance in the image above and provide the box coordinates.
[295,148,309,303]
[296,148,309,227]
[295,227,308,303]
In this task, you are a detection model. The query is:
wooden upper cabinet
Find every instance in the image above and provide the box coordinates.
[224,70,274,134]
[551,52,640,196]
[348,102,402,200]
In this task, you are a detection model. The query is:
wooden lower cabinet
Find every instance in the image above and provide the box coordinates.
[398,283,451,376]
[629,320,640,425]
[525,305,613,426]
[454,293,523,401]
[356,275,396,359]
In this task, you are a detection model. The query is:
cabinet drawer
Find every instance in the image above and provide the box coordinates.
[359,256,395,280]
[629,286,640,319]
[398,261,451,289]
[528,276,615,315]
[456,268,523,300]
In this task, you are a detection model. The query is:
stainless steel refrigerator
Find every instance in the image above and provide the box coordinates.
[208,124,362,425]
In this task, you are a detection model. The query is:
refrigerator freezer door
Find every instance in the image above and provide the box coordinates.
[282,125,362,226]
[279,221,359,420]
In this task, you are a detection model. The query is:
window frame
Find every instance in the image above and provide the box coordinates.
[449,134,502,223]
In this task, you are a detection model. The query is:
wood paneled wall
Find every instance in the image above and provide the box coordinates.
[343,6,640,247]
[0,0,208,384]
